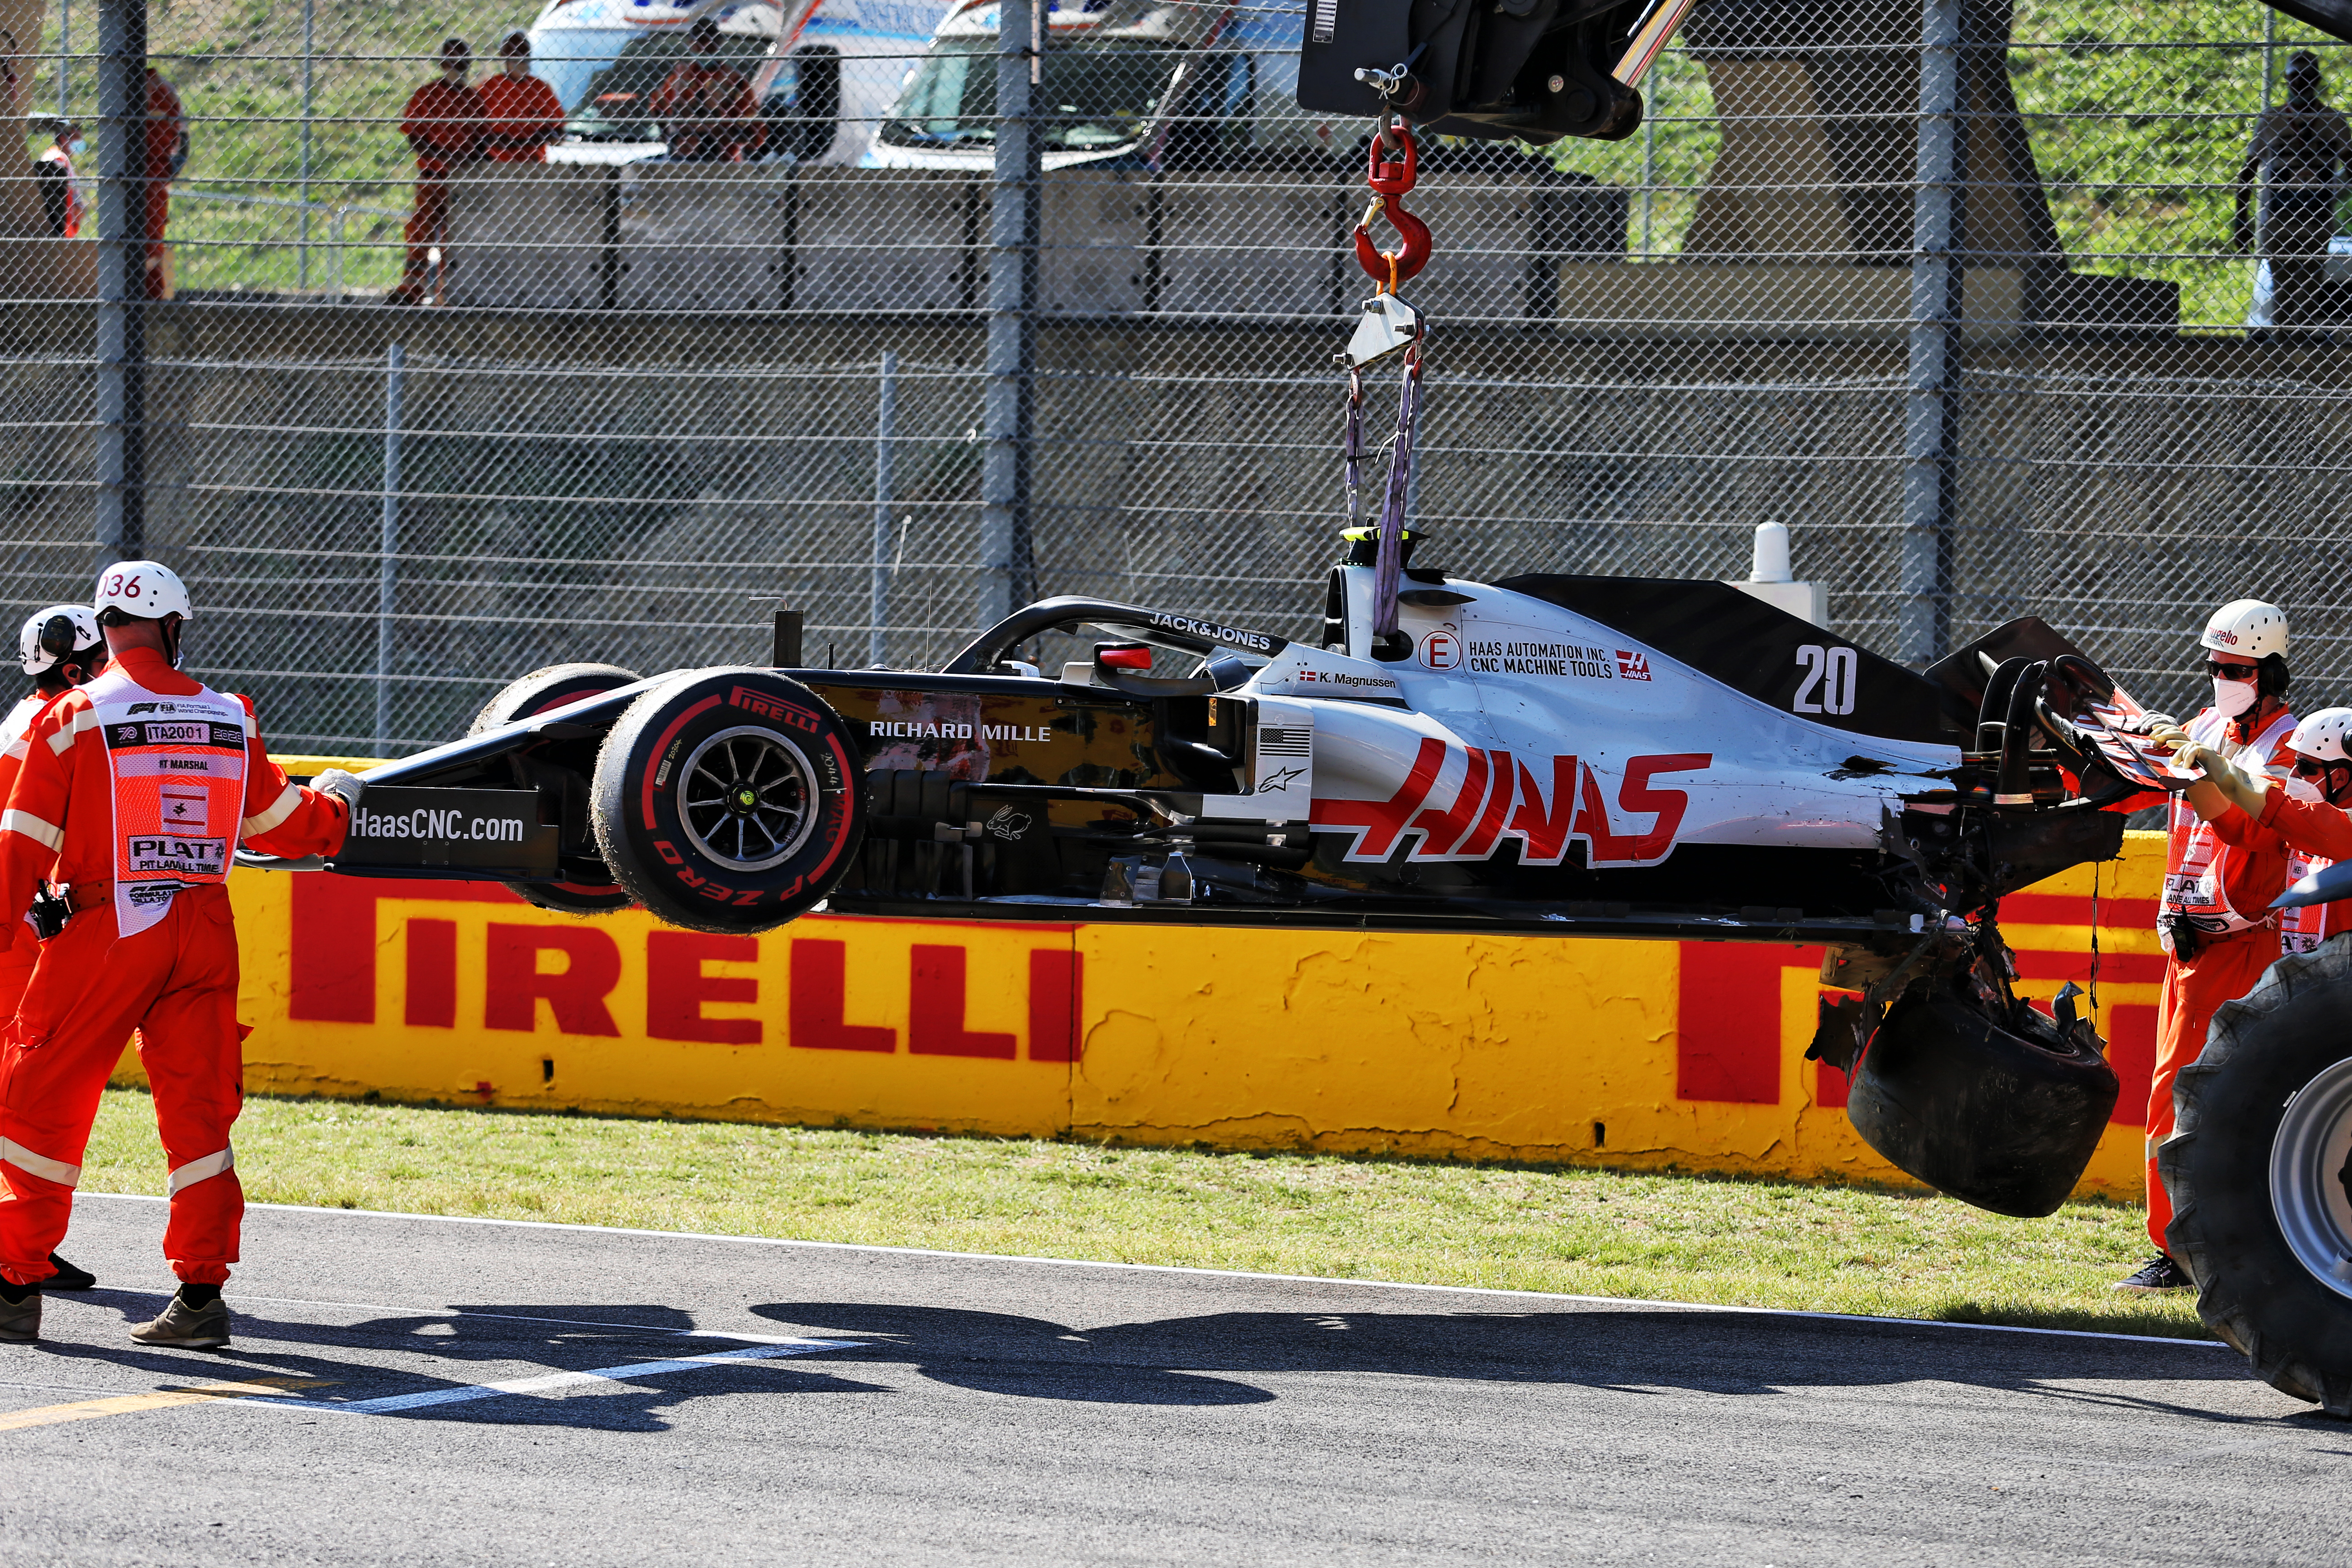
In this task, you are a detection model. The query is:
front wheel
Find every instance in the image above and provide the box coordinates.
[473,662,644,915]
[588,667,866,935]
[2164,936,2352,1415]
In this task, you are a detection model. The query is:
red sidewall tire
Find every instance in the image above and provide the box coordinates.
[589,668,864,935]
[472,662,643,735]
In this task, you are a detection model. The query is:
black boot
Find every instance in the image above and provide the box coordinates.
[41,1253,95,1291]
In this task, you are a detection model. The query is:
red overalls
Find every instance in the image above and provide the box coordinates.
[2147,703,2296,1253]
[0,648,346,1287]
[2265,785,2352,953]
[0,692,59,1016]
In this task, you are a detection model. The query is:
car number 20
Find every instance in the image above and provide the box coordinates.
[1793,643,1858,716]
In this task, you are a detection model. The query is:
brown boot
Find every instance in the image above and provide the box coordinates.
[129,1288,230,1349]
[0,1287,38,1343]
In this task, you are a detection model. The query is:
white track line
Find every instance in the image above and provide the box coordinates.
[310,1339,858,1416]
[78,1191,2226,1349]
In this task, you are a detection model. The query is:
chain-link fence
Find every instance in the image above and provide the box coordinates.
[2,0,2348,751]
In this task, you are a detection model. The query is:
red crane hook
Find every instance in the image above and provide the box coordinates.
[1352,120,1431,291]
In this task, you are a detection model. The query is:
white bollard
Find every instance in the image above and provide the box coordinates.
[1728,520,1829,628]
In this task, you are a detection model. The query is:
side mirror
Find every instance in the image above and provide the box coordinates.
[1296,0,1648,144]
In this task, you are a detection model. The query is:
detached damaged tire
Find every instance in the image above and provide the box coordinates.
[473,662,644,916]
[2163,936,2352,1416]
[1847,990,2118,1218]
[590,667,865,935]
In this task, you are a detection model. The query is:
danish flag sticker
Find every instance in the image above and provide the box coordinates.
[1616,649,1653,681]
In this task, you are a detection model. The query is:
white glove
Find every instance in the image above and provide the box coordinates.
[2122,710,2179,735]
[311,768,366,810]
[2177,743,2269,816]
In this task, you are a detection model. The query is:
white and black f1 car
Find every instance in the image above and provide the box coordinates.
[283,540,2352,1413]
[279,533,2139,1217]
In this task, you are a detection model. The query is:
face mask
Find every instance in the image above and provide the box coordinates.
[67,139,84,155]
[2286,776,2325,804]
[2213,676,2258,718]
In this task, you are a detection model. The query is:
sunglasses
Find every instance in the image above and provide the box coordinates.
[2205,659,2261,681]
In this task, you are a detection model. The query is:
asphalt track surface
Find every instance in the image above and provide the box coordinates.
[0,1196,2340,1566]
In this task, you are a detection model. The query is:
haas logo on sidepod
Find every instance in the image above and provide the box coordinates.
[1310,746,1710,867]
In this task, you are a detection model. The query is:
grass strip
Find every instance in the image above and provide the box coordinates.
[83,1088,2208,1340]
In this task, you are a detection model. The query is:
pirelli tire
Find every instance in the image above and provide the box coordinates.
[470,662,642,735]
[2162,935,2352,1416]
[470,662,643,916]
[588,667,865,936]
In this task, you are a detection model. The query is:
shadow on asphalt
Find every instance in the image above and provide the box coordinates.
[23,1289,2270,1432]
[748,1300,2272,1420]
[29,1289,892,1432]
[737,1301,2264,1416]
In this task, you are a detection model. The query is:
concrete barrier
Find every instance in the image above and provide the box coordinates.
[120,757,2169,1201]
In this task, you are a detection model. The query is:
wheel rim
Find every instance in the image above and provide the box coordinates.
[675,725,820,873]
[2269,1054,2352,1301]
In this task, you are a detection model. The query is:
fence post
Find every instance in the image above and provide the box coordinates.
[980,0,1040,628]
[1900,0,1966,668]
[872,350,897,666]
[93,0,146,568]
[377,343,403,757]
[57,0,69,118]
[298,0,314,290]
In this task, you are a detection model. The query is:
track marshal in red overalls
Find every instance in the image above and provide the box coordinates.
[2110,598,2297,1295]
[0,563,350,1348]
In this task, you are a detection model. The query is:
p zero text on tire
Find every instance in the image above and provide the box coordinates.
[589,667,865,935]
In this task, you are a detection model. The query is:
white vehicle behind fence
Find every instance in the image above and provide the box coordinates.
[866,0,1331,171]
[528,0,953,165]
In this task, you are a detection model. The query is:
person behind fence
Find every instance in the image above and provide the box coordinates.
[2106,600,2297,1295]
[142,66,186,299]
[0,606,108,1299]
[34,120,83,239]
[393,38,488,306]
[648,16,763,162]
[0,563,353,1349]
[482,30,564,164]
[2236,51,2352,331]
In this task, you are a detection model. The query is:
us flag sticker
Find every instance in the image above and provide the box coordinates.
[161,783,209,835]
[1616,650,1653,681]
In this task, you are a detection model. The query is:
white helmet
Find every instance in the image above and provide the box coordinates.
[2290,708,2352,764]
[93,560,192,623]
[18,604,100,676]
[2201,598,2288,661]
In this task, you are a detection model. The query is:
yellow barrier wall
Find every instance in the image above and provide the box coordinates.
[118,756,2172,1201]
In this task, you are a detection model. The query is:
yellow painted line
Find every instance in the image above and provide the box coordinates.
[0,1376,328,1433]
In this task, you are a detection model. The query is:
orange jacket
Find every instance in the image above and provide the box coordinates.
[403,79,488,176]
[144,70,185,180]
[647,60,762,160]
[0,647,348,927]
[2261,784,2352,944]
[480,74,565,163]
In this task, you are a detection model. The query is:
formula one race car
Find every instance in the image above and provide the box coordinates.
[281,530,2139,1213]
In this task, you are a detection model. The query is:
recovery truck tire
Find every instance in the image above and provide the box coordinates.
[2162,935,2352,1416]
[589,667,865,936]
[471,662,643,916]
